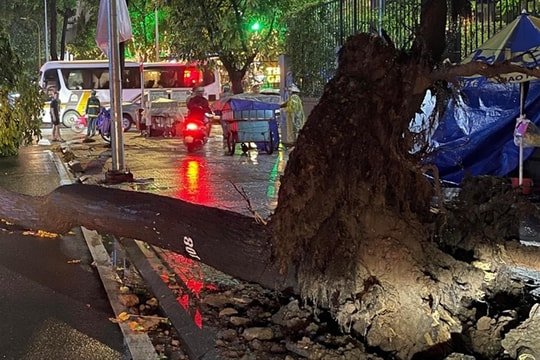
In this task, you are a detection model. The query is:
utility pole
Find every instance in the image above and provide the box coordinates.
[105,0,133,184]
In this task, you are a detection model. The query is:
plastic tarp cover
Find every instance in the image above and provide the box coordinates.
[212,93,281,112]
[95,0,133,55]
[428,77,540,184]
[213,93,281,151]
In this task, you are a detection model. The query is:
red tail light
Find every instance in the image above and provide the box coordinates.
[183,68,202,85]
[185,122,199,131]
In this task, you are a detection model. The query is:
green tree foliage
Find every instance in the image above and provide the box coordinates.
[66,1,104,60]
[67,0,166,62]
[161,0,287,93]
[126,0,165,61]
[0,29,43,157]
[286,0,426,97]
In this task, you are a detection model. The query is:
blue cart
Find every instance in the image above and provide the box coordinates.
[213,94,281,156]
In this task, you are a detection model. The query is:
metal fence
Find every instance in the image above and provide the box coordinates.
[287,0,540,97]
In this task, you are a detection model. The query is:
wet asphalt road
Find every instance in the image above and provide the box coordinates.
[74,123,289,219]
[0,146,127,359]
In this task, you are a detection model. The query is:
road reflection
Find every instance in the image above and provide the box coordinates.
[162,148,289,329]
[171,145,288,218]
[174,155,214,206]
[266,150,286,208]
[154,247,219,329]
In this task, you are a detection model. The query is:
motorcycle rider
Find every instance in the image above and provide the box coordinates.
[187,86,212,123]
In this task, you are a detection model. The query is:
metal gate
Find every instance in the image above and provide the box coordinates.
[287,0,540,97]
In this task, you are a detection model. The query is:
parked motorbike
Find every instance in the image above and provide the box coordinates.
[96,107,112,143]
[182,113,214,152]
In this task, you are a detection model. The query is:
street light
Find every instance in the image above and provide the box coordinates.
[20,17,41,70]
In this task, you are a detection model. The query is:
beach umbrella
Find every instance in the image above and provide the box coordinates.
[462,10,540,185]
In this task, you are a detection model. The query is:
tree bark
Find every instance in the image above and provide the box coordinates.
[48,0,58,60]
[0,184,297,292]
[220,57,246,94]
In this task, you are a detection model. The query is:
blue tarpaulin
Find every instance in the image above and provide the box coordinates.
[212,93,281,152]
[212,93,281,113]
[428,77,540,184]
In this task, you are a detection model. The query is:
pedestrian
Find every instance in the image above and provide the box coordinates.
[50,90,64,142]
[280,84,305,142]
[84,89,101,142]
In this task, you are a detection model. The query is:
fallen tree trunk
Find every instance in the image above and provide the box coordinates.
[0,184,297,292]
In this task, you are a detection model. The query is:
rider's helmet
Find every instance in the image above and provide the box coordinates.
[91,89,97,96]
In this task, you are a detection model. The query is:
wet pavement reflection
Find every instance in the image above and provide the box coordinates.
[175,155,215,206]
[118,124,290,219]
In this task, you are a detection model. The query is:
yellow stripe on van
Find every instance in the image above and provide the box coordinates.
[77,91,91,114]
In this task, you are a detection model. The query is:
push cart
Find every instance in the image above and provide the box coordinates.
[213,94,281,156]
[143,97,183,137]
[221,111,279,155]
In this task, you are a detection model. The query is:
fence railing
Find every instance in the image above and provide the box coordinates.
[287,0,540,97]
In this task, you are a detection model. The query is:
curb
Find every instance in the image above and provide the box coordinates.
[51,145,159,360]
[82,228,159,360]
[123,240,222,360]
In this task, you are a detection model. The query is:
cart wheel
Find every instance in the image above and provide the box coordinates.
[226,131,237,155]
[264,131,275,154]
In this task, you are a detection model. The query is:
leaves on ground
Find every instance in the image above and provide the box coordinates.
[22,229,59,238]
[109,311,167,332]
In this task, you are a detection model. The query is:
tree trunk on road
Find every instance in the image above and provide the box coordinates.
[0,183,296,292]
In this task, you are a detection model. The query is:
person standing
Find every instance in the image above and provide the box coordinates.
[281,84,305,142]
[50,91,64,142]
[84,89,101,141]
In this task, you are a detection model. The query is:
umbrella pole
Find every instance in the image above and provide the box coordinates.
[519,137,523,186]
[519,82,527,187]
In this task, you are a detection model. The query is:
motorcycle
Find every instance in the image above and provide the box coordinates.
[96,107,112,143]
[182,112,214,152]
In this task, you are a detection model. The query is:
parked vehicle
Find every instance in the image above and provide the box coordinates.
[182,113,214,152]
[96,108,112,143]
[121,101,142,132]
[213,94,281,155]
[38,60,221,127]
